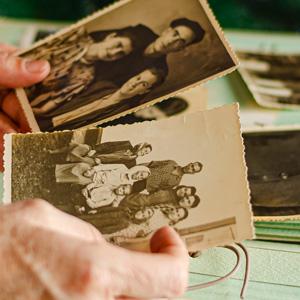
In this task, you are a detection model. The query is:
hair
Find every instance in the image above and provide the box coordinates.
[176,185,196,195]
[170,18,205,45]
[184,162,203,173]
[173,207,188,225]
[133,207,154,224]
[148,65,168,89]
[165,207,189,225]
[90,25,156,52]
[133,142,152,155]
[190,195,201,208]
[156,97,188,116]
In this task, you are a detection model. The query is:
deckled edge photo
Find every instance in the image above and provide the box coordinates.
[3,133,12,205]
[3,104,255,250]
[15,0,239,132]
[243,125,300,222]
[238,51,300,111]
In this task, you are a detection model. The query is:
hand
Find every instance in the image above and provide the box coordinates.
[94,157,101,165]
[81,188,89,198]
[0,200,189,299]
[0,44,50,171]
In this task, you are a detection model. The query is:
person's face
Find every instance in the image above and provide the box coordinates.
[134,106,166,120]
[115,184,132,195]
[179,196,196,208]
[137,146,151,157]
[120,70,158,98]
[132,170,149,181]
[93,33,133,61]
[135,208,154,220]
[176,187,193,198]
[183,162,202,174]
[167,208,185,222]
[153,25,195,54]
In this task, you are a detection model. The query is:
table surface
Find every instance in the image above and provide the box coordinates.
[0,20,299,299]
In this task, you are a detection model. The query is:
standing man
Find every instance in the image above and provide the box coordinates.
[134,161,203,193]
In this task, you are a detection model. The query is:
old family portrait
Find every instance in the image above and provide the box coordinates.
[54,140,202,240]
[22,0,236,131]
[10,128,202,241]
[8,106,254,248]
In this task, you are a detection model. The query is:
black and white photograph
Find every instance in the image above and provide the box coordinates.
[4,105,253,251]
[17,0,237,132]
[243,127,300,220]
[238,51,300,110]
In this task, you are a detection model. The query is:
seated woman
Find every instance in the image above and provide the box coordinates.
[95,142,152,168]
[55,162,93,185]
[82,184,132,209]
[106,206,189,245]
[80,206,155,235]
[28,25,151,115]
[85,164,151,191]
[50,142,96,165]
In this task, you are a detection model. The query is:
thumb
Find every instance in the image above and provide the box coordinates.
[0,52,50,88]
[150,226,187,257]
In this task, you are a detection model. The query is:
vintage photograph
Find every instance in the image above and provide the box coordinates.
[243,127,300,220]
[238,51,300,110]
[17,0,237,132]
[4,105,253,251]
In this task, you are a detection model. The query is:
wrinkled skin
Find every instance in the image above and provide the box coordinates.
[0,43,50,171]
[0,200,189,300]
[0,45,189,299]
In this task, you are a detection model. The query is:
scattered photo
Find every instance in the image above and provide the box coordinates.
[17,0,237,132]
[243,127,300,220]
[4,104,253,251]
[238,51,300,110]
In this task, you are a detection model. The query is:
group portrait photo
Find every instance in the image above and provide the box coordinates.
[8,106,253,249]
[10,127,203,242]
[20,0,237,132]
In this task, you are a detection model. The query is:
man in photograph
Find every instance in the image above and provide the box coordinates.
[119,185,200,211]
[112,18,206,87]
[133,161,203,193]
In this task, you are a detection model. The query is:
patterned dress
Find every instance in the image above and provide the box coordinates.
[25,27,95,112]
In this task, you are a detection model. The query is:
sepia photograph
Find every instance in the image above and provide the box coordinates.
[243,127,300,220]
[237,51,300,110]
[4,105,253,251]
[17,0,237,132]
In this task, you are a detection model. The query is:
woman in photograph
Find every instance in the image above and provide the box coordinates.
[51,66,167,129]
[119,185,199,211]
[50,142,96,164]
[80,206,155,235]
[55,162,93,185]
[106,206,189,245]
[84,164,151,190]
[82,184,133,209]
[28,25,154,115]
[95,142,152,168]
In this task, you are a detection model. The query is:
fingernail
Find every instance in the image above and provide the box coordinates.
[25,60,49,74]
